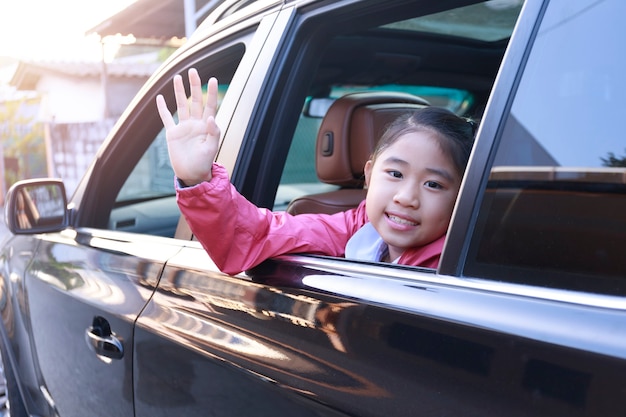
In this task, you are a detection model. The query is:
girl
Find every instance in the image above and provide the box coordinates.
[157,69,475,274]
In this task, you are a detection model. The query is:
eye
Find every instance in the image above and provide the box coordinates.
[425,180,443,189]
[387,170,403,179]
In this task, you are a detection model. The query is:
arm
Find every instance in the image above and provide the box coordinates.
[158,69,367,274]
[177,164,367,275]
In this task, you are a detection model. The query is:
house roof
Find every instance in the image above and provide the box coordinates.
[87,0,185,39]
[10,60,161,90]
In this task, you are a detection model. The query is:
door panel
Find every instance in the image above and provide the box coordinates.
[134,247,353,417]
[0,235,55,415]
[24,229,181,417]
[136,246,626,417]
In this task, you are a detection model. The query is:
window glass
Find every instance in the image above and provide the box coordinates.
[382,1,523,42]
[465,0,626,295]
[116,83,229,204]
[107,43,243,237]
[328,85,474,113]
[117,130,174,202]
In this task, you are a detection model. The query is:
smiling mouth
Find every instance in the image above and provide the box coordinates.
[387,214,418,227]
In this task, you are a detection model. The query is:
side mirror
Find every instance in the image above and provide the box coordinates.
[4,179,68,235]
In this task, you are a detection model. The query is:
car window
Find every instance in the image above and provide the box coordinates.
[117,130,174,203]
[106,45,244,237]
[273,2,519,211]
[115,82,230,204]
[274,112,333,211]
[465,0,626,296]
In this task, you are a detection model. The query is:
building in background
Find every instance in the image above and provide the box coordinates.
[5,56,160,196]
[1,0,224,197]
[10,57,161,122]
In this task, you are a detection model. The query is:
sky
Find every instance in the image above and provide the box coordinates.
[0,0,137,61]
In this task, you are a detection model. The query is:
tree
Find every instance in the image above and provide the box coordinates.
[0,97,47,190]
[601,149,626,168]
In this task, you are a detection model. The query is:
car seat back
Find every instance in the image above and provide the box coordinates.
[287,91,429,215]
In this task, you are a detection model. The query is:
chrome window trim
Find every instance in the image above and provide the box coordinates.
[274,253,626,311]
[164,244,626,361]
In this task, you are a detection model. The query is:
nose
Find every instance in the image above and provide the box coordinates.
[393,183,420,208]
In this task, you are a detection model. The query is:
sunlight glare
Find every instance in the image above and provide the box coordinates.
[0,0,136,61]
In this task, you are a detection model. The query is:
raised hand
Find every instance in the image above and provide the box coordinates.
[156,68,221,185]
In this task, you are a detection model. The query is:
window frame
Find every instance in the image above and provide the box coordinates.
[443,0,626,306]
[439,0,548,276]
[235,0,513,209]
[71,26,264,231]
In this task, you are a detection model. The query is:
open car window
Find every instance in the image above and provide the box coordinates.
[273,1,522,214]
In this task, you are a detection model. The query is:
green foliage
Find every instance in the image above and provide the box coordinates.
[0,97,47,187]
[601,149,626,168]
[157,47,178,62]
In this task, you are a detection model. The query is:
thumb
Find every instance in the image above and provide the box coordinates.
[206,115,221,139]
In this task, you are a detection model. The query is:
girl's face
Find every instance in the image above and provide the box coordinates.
[363,131,462,262]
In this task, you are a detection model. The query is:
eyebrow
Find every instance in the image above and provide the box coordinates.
[382,156,456,182]
[382,156,410,166]
[425,167,455,182]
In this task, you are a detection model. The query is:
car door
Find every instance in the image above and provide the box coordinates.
[2,8,274,417]
[22,231,182,417]
[0,122,187,417]
[443,0,626,414]
[136,1,625,417]
[125,6,294,417]
[129,1,549,416]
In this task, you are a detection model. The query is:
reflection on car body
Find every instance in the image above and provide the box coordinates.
[0,0,625,416]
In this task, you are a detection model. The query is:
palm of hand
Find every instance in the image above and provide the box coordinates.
[167,117,219,183]
[157,69,221,184]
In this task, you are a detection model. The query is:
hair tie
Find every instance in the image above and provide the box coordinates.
[466,118,478,136]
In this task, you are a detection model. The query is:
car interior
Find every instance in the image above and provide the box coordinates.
[107,1,523,240]
[285,91,430,215]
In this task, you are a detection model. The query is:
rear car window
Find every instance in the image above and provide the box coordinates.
[465,0,626,296]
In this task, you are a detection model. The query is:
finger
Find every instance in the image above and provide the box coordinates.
[173,74,189,121]
[203,77,219,121]
[188,68,204,119]
[206,115,221,139]
[156,95,175,130]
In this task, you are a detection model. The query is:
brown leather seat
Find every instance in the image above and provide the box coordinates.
[287,91,429,215]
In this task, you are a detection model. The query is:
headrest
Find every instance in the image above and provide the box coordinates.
[316,91,429,187]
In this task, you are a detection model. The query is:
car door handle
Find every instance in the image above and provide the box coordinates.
[85,316,124,362]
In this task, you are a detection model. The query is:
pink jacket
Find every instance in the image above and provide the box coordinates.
[177,164,445,275]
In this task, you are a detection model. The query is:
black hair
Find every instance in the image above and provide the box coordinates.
[371,107,476,177]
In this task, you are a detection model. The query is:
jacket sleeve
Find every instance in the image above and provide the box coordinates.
[176,163,367,275]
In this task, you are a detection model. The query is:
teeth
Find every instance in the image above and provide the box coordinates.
[388,215,417,226]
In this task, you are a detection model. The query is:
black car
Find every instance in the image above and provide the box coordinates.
[1,0,625,416]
